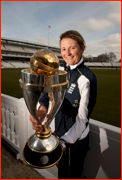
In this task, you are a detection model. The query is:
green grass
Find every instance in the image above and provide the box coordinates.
[90,69,121,128]
[1,68,121,128]
[1,68,23,98]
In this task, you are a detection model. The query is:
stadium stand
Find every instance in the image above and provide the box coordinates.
[1,60,15,68]
[1,37,121,69]
[22,47,37,53]
[1,37,64,68]
[112,62,121,67]
[7,61,30,68]
[2,54,31,59]
[5,44,24,53]
[84,62,121,69]
[102,62,111,66]
[1,44,6,51]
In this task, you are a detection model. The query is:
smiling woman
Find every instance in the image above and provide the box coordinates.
[60,30,86,66]
[60,38,84,65]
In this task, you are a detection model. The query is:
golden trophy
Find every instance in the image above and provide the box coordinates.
[19,49,68,168]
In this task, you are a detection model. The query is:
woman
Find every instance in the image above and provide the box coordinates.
[30,30,97,178]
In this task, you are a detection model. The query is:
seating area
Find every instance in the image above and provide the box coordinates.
[22,46,38,53]
[1,60,121,69]
[2,54,31,59]
[1,60,30,68]
[1,37,121,69]
[84,62,121,68]
[8,61,30,68]
[1,60,15,68]
[5,44,24,53]
[1,44,6,51]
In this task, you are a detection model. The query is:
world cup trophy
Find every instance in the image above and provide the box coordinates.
[19,49,68,168]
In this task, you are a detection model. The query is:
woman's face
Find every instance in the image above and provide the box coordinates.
[60,38,84,65]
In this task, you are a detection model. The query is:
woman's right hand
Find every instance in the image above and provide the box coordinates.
[30,114,43,131]
[30,106,48,131]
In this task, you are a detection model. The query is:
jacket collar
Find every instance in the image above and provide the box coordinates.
[67,58,84,70]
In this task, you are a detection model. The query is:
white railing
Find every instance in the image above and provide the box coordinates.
[1,93,30,160]
[1,95,20,150]
[1,93,121,179]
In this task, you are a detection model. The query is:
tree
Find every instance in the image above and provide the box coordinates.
[83,55,93,62]
[108,52,117,64]
[97,53,109,62]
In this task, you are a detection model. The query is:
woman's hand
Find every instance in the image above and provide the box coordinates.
[30,106,47,131]
[37,105,48,123]
[59,139,66,152]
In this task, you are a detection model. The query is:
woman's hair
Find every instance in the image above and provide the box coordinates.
[60,30,86,50]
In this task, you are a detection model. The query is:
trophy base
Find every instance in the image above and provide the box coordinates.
[23,135,63,169]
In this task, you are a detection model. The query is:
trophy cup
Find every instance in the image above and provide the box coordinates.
[19,49,68,168]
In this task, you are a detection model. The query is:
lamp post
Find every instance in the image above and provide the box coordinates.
[48,26,51,47]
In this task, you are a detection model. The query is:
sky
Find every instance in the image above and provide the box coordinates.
[1,1,121,61]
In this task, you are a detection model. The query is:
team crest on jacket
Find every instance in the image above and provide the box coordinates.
[67,83,76,94]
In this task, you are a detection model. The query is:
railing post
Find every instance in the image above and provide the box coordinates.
[10,112,15,143]
[18,98,29,161]
[5,109,10,139]
[14,115,19,146]
[1,107,6,135]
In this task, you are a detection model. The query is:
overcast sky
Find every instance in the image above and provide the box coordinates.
[1,1,121,61]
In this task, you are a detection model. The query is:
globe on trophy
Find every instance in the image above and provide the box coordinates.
[19,49,68,168]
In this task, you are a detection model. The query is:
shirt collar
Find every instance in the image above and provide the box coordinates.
[67,58,84,70]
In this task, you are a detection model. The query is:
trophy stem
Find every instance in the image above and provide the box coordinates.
[36,125,52,139]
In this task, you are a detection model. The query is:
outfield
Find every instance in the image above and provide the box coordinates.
[1,68,121,128]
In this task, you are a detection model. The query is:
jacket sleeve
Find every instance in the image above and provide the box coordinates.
[60,76,90,143]
[38,92,49,109]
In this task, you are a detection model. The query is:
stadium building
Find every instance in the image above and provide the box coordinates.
[1,37,64,69]
[1,37,121,69]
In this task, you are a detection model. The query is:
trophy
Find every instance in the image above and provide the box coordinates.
[19,49,68,168]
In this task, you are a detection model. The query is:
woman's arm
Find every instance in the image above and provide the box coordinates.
[60,76,90,143]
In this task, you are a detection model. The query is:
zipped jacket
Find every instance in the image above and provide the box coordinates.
[55,59,97,143]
